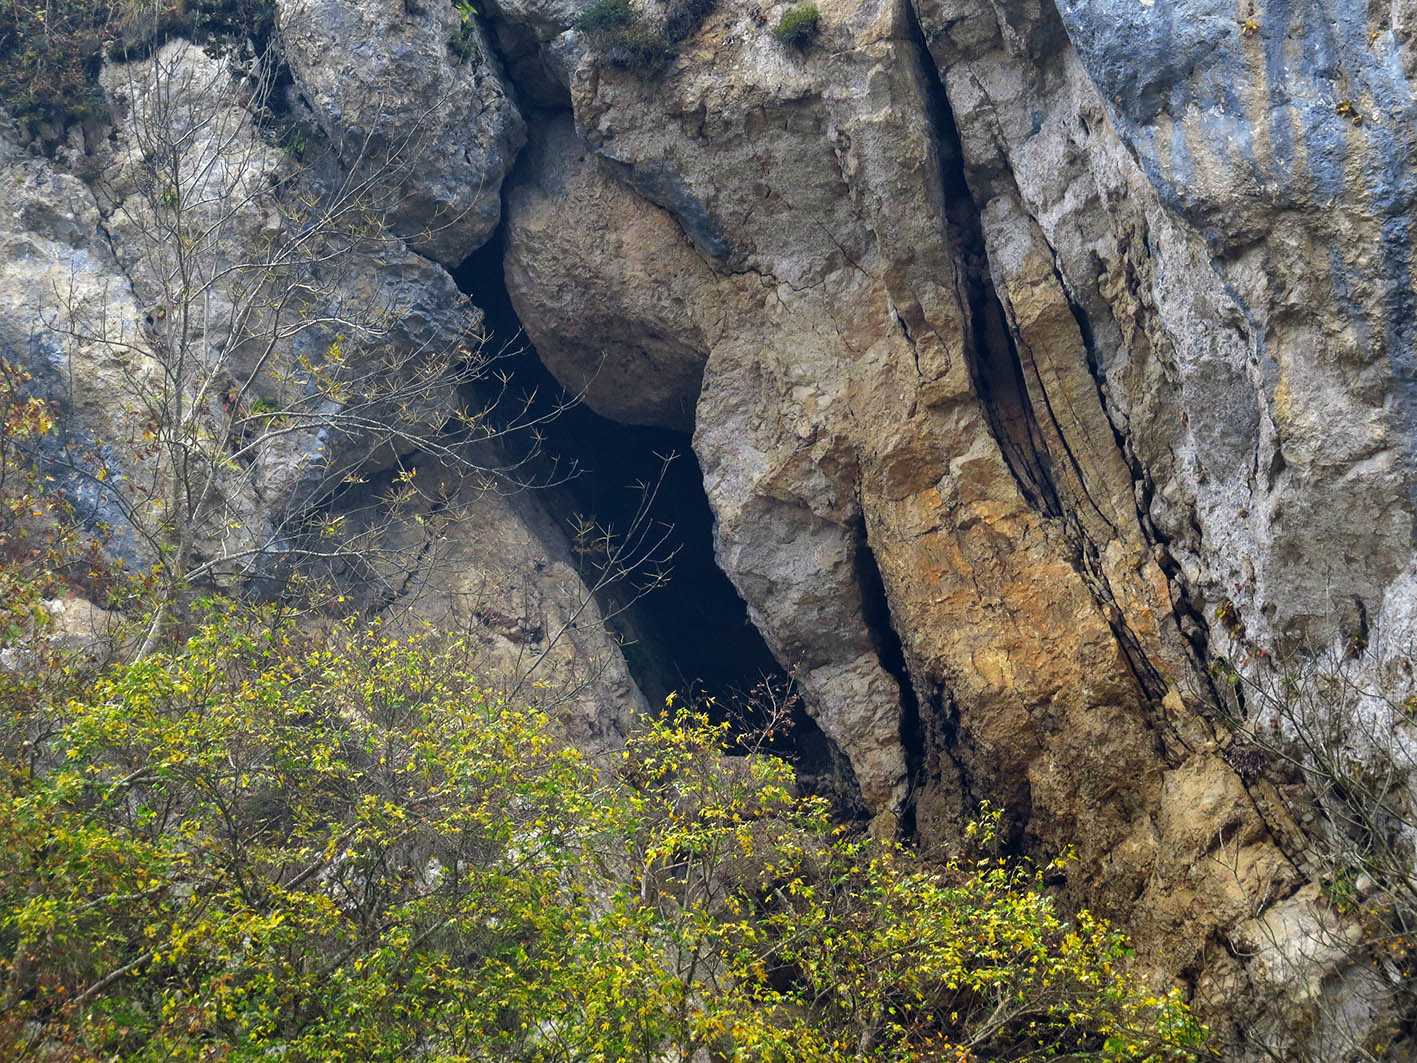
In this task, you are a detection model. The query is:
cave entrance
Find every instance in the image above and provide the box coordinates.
[452,230,858,805]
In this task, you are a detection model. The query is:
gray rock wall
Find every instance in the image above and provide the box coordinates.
[6,0,1417,1054]
[0,36,643,756]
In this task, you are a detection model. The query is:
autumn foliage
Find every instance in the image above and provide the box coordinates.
[0,579,1211,1061]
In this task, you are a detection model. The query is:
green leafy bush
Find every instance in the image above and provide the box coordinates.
[449,0,479,62]
[603,24,675,74]
[773,1,819,47]
[0,591,1210,1061]
[573,0,636,32]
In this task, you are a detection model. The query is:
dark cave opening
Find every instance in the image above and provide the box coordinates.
[451,227,859,803]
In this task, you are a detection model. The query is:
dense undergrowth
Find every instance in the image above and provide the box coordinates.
[0,396,1204,1061]
[0,592,1209,1061]
[0,370,1209,1061]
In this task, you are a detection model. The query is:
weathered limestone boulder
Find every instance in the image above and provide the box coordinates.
[0,595,128,680]
[1230,884,1400,1062]
[504,114,712,430]
[375,467,649,753]
[279,0,526,265]
[99,44,475,368]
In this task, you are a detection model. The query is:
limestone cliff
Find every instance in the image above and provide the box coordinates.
[2,0,1415,1056]
[492,0,1417,1055]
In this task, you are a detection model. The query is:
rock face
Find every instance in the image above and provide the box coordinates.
[488,0,1417,1055]
[0,40,642,748]
[279,0,526,265]
[927,0,1417,671]
[374,469,649,753]
[79,41,484,576]
[0,131,155,564]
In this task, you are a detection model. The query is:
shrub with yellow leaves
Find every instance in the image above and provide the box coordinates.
[0,593,1209,1061]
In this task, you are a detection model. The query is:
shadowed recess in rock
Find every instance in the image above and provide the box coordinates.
[851,519,927,834]
[452,229,861,806]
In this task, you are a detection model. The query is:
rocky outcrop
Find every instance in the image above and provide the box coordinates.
[913,4,1417,1043]
[1,39,642,748]
[374,467,649,753]
[0,132,156,564]
[86,41,482,574]
[279,0,526,265]
[926,0,1417,675]
[8,0,1417,1053]
[489,0,1417,1055]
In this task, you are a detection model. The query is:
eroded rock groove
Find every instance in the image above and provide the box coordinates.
[905,0,1063,521]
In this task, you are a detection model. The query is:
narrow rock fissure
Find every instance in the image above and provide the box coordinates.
[904,1,1062,521]
[886,3,1044,841]
[1058,288,1310,848]
[1054,287,1198,713]
[906,6,1196,736]
[477,13,573,113]
[451,224,859,797]
[851,518,924,832]
[1048,244,1232,727]
[904,4,1193,791]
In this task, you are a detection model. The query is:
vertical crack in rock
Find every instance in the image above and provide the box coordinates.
[1057,277,1198,708]
[852,517,925,832]
[1016,206,1218,718]
[903,2,1061,522]
[477,7,573,114]
[1061,269,1310,836]
[906,0,1176,717]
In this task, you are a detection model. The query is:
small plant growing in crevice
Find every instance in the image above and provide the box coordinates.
[574,0,636,32]
[1335,98,1364,126]
[277,117,318,159]
[1215,596,1246,640]
[604,26,675,73]
[449,0,479,62]
[662,0,716,43]
[574,0,675,77]
[772,1,819,47]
